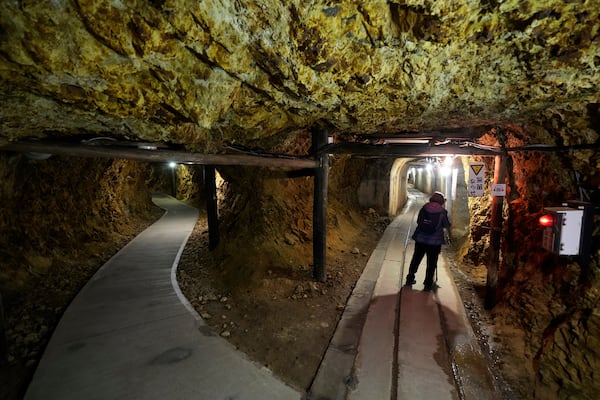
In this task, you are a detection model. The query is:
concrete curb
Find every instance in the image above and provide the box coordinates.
[308,223,397,399]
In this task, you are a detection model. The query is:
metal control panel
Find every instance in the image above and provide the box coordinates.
[541,207,584,255]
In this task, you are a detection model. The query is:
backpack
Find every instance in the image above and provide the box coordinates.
[417,209,441,235]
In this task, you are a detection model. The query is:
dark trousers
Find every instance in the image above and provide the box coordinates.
[407,242,441,286]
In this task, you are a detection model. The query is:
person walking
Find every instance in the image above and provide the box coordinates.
[405,191,451,291]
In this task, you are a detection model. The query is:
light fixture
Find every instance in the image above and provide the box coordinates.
[383,138,430,144]
[538,214,555,227]
[441,156,454,177]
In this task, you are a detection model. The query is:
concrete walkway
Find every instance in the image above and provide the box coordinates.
[25,193,301,400]
[26,191,498,400]
[309,190,500,400]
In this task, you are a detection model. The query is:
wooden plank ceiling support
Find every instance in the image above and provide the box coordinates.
[323,142,500,157]
[1,141,318,170]
[312,127,329,282]
[2,139,506,168]
[355,125,494,141]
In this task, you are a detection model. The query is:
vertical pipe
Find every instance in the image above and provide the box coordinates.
[485,155,506,309]
[312,127,329,282]
[203,165,220,251]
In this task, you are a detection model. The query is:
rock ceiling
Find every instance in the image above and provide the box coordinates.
[0,1,599,152]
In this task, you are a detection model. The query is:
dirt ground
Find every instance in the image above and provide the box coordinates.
[176,213,387,391]
[445,254,525,400]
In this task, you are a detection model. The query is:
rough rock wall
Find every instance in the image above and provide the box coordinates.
[0,154,161,296]
[1,1,598,146]
[357,159,395,215]
[460,126,600,399]
[0,154,164,397]
[213,153,373,288]
[172,164,206,205]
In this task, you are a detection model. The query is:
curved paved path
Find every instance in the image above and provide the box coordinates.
[25,193,301,400]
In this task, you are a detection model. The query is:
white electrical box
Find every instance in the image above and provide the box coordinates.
[541,207,584,255]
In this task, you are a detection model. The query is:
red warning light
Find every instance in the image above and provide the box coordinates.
[539,214,555,227]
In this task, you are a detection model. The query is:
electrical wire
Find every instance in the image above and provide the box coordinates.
[223,143,309,160]
[460,141,600,153]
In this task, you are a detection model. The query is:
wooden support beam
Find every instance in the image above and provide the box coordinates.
[203,165,220,251]
[485,155,506,309]
[2,139,506,171]
[6,139,597,168]
[2,141,318,169]
[324,142,500,157]
[356,125,494,141]
[170,164,177,198]
[312,128,329,282]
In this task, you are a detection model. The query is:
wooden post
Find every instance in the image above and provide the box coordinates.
[0,290,8,366]
[485,155,506,309]
[312,128,329,282]
[170,164,177,198]
[203,165,220,251]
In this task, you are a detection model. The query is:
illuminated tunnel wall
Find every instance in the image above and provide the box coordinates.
[357,158,412,217]
[409,157,460,209]
[388,158,412,216]
[409,157,471,244]
[358,156,470,243]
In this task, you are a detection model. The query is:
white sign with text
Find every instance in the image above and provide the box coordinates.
[468,162,485,197]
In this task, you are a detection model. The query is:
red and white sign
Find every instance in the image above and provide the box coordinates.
[492,183,506,197]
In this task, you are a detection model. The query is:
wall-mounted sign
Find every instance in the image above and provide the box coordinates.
[492,183,506,197]
[468,162,485,197]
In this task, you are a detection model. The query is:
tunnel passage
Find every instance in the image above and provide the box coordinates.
[0,0,599,394]
[357,156,470,245]
[2,129,600,400]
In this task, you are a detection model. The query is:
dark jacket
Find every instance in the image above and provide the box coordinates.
[412,201,451,246]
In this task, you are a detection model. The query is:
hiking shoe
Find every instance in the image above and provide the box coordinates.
[406,278,416,285]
